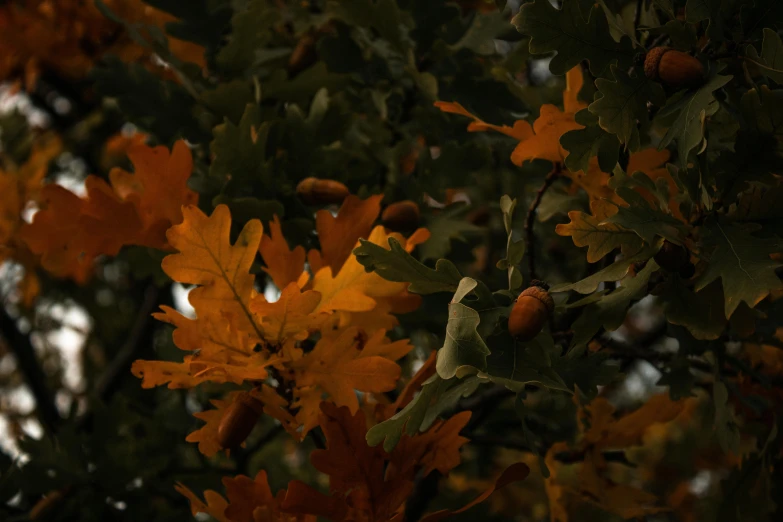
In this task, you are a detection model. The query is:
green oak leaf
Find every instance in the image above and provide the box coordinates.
[656,70,733,162]
[511,0,634,75]
[353,237,462,295]
[553,346,619,400]
[588,66,666,150]
[656,279,727,340]
[436,278,492,379]
[209,104,274,190]
[200,80,255,125]
[604,187,686,244]
[732,184,783,236]
[482,333,570,392]
[365,375,481,452]
[694,221,783,318]
[216,0,279,74]
[419,208,482,261]
[497,195,525,291]
[746,29,783,84]
[740,0,783,36]
[740,86,783,138]
[560,109,621,174]
[685,0,727,40]
[328,0,410,54]
[555,203,644,263]
[551,244,659,295]
[568,260,659,347]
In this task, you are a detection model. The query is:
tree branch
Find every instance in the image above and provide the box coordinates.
[75,283,166,430]
[0,305,61,434]
[525,165,561,281]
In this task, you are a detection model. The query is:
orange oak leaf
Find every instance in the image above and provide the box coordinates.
[282,402,412,522]
[133,205,281,389]
[435,66,587,167]
[580,393,696,449]
[315,194,383,274]
[510,104,584,166]
[433,100,534,141]
[186,392,245,457]
[176,482,230,522]
[290,327,411,415]
[161,204,264,341]
[20,140,197,281]
[419,462,531,522]
[576,449,670,519]
[250,283,325,344]
[259,215,306,291]
[108,140,198,239]
[389,411,472,477]
[0,133,62,301]
[178,471,315,522]
[311,225,424,329]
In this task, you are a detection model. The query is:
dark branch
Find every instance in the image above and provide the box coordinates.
[75,283,165,430]
[0,305,61,434]
[525,165,561,281]
[93,284,162,401]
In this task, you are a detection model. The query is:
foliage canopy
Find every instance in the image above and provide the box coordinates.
[1,0,783,521]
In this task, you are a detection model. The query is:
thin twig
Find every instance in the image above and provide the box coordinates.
[0,305,61,434]
[93,285,161,401]
[525,165,561,281]
[75,283,165,430]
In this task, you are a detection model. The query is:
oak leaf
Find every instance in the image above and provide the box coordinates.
[312,225,424,330]
[555,200,644,262]
[259,215,306,291]
[186,392,244,457]
[178,471,315,522]
[161,203,263,341]
[315,194,383,274]
[290,327,411,415]
[21,140,197,280]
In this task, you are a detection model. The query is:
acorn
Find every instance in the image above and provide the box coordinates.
[654,240,690,273]
[382,200,420,231]
[296,177,350,205]
[508,281,554,342]
[644,47,704,89]
[217,393,263,450]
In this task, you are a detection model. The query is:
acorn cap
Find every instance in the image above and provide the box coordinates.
[519,284,554,314]
[644,47,670,80]
[381,200,420,230]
